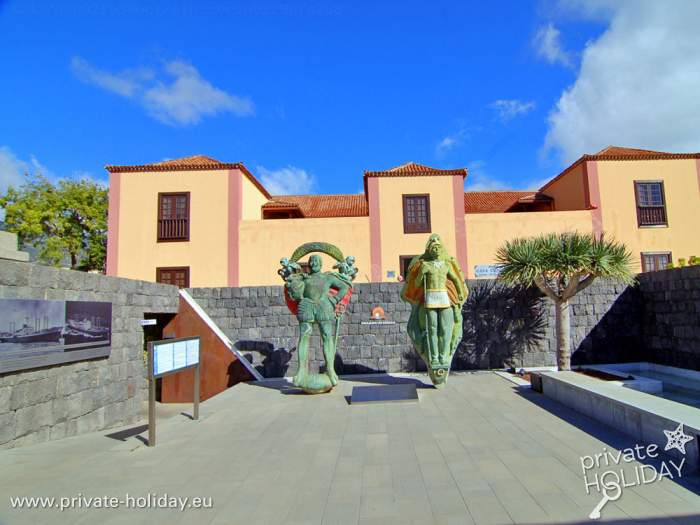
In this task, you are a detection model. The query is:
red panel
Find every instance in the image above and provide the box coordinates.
[160,296,255,403]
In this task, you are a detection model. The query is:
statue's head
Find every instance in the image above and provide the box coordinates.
[424,234,445,260]
[346,256,355,264]
[309,254,322,273]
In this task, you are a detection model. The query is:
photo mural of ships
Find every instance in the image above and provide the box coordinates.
[0,319,63,344]
[0,299,112,365]
[63,301,111,346]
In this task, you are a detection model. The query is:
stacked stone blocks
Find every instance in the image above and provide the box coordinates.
[0,260,179,449]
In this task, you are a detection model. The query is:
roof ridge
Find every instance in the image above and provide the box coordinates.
[153,154,221,165]
[269,192,365,199]
[464,189,536,193]
[595,145,670,156]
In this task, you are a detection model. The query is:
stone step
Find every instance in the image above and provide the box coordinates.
[0,231,19,251]
[0,246,29,262]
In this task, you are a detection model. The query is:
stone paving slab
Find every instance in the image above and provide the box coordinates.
[1,372,700,524]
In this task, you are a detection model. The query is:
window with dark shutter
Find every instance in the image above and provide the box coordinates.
[634,182,667,227]
[156,267,190,288]
[158,192,190,241]
[402,194,431,234]
[399,255,418,279]
[641,252,671,273]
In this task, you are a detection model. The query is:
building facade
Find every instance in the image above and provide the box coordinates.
[106,147,700,287]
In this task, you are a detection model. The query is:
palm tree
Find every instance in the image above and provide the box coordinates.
[496,232,635,371]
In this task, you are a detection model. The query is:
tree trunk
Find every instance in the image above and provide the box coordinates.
[70,253,77,270]
[555,299,571,371]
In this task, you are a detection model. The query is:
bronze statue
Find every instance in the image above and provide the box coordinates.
[400,234,467,387]
[280,242,356,393]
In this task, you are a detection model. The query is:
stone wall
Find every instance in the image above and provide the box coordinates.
[462,279,642,369]
[186,278,642,377]
[3,259,695,449]
[0,260,179,449]
[186,284,414,377]
[638,266,700,370]
[0,231,29,262]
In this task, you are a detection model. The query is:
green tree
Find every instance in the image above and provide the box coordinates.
[0,175,108,271]
[495,232,634,371]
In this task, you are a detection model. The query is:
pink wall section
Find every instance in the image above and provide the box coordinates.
[586,161,603,239]
[451,175,468,275]
[367,177,382,281]
[227,169,243,286]
[106,172,121,276]
[696,159,700,196]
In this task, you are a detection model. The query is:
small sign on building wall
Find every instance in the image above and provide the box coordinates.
[474,265,502,278]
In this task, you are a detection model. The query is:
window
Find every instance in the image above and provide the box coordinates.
[156,267,190,288]
[634,182,667,227]
[641,252,671,273]
[402,194,431,234]
[158,192,190,241]
[399,255,418,279]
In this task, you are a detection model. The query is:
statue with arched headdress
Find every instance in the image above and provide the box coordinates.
[279,242,356,394]
[400,234,467,387]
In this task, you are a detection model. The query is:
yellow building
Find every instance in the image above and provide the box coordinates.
[106,146,700,287]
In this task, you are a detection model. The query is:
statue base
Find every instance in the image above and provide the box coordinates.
[293,372,333,394]
[350,384,419,404]
[427,365,451,388]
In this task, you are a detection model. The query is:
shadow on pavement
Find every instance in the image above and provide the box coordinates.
[516,387,700,498]
[104,424,148,442]
[338,373,433,389]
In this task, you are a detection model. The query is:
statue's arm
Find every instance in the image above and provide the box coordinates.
[447,261,467,302]
[400,258,422,303]
[329,275,350,304]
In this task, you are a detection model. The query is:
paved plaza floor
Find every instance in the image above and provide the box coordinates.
[2,372,700,525]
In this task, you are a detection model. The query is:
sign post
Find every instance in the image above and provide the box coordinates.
[147,336,200,447]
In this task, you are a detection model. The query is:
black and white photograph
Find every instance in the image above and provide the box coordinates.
[64,301,112,347]
[0,299,112,372]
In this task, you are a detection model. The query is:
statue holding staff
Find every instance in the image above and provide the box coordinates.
[279,242,355,394]
[401,234,467,387]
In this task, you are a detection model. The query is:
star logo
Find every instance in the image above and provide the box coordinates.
[663,423,694,455]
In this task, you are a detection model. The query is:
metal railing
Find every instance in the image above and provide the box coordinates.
[638,206,666,226]
[157,218,189,240]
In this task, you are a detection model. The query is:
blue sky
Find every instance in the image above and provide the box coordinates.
[1,1,699,197]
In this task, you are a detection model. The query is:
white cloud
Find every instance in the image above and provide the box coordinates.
[435,126,471,156]
[464,160,548,191]
[543,1,700,165]
[257,166,315,195]
[70,57,150,97]
[0,147,50,196]
[71,171,108,189]
[0,147,103,195]
[143,61,254,125]
[71,57,254,126]
[489,99,536,121]
[533,23,574,68]
[0,147,55,221]
[464,160,510,191]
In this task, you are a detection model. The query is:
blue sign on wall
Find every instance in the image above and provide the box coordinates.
[474,265,502,278]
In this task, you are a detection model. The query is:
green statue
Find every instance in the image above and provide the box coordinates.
[280,242,356,394]
[400,234,467,387]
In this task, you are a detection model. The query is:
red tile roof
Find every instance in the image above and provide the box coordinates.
[540,145,700,192]
[464,191,545,213]
[364,161,467,178]
[105,155,271,198]
[263,194,368,218]
[151,155,223,167]
[591,145,700,159]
